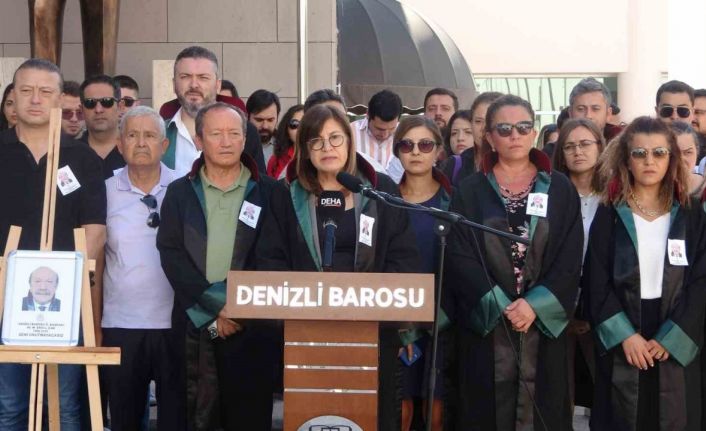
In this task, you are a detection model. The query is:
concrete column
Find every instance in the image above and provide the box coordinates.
[152,60,175,111]
[668,0,706,89]
[0,57,27,93]
[617,0,667,121]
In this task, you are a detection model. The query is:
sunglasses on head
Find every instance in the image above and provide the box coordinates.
[120,97,137,107]
[492,121,534,137]
[82,97,117,109]
[140,194,160,228]
[61,108,84,121]
[659,105,691,119]
[395,138,437,154]
[630,147,671,160]
[288,119,300,130]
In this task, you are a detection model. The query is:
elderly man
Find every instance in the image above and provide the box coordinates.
[22,266,61,312]
[101,106,180,430]
[157,102,279,430]
[0,58,106,431]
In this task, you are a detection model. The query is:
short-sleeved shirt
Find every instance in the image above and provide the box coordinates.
[77,133,126,179]
[200,164,251,283]
[0,128,107,251]
[102,163,176,329]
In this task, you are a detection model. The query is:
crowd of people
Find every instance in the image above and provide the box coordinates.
[1,44,706,431]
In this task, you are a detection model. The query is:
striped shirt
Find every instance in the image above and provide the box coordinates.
[351,118,396,168]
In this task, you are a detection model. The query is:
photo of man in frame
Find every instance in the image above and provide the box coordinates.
[21,266,61,312]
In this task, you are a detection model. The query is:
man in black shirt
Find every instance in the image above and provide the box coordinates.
[78,74,126,179]
[0,58,107,431]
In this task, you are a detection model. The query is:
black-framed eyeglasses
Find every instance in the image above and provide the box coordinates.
[492,121,534,137]
[82,97,118,109]
[119,97,137,107]
[140,194,160,228]
[288,119,300,130]
[395,138,437,154]
[562,139,597,154]
[659,105,691,119]
[630,147,671,160]
[307,133,346,151]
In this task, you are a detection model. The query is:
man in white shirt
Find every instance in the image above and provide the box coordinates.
[351,89,402,171]
[163,46,222,177]
[102,106,181,430]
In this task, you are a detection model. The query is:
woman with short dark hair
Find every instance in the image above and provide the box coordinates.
[444,94,582,429]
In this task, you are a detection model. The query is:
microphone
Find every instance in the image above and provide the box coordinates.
[318,191,345,271]
[336,172,381,200]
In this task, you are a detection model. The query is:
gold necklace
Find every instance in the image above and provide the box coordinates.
[630,191,659,217]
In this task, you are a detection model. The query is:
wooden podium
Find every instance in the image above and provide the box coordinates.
[224,270,434,431]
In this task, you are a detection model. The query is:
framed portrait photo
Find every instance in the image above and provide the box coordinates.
[1,250,84,346]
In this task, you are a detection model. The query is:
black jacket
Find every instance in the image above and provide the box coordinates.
[439,147,476,187]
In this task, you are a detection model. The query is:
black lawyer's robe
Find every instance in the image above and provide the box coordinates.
[443,149,583,430]
[255,154,421,430]
[584,200,706,431]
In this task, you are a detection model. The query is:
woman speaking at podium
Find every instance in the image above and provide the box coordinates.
[256,104,420,429]
[443,95,583,430]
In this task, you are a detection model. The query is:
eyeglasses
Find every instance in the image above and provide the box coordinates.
[562,139,597,154]
[308,133,346,151]
[82,97,118,109]
[630,147,671,160]
[140,194,160,228]
[61,108,84,121]
[288,119,300,130]
[395,138,437,154]
[119,97,137,108]
[658,105,691,119]
[492,121,534,137]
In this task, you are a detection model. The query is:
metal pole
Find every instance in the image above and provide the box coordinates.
[297,0,308,104]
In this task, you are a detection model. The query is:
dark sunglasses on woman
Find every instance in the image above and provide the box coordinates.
[288,119,300,130]
[395,138,437,154]
[492,121,534,137]
[629,147,671,160]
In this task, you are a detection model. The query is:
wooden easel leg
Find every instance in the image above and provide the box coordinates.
[86,364,103,429]
[28,363,38,431]
[47,363,60,431]
[35,363,46,431]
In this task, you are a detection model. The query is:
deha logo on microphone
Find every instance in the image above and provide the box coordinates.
[321,197,342,206]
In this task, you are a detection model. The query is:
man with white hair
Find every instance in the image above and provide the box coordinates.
[102,106,181,430]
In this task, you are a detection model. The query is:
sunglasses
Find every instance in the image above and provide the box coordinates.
[140,194,160,228]
[395,138,437,154]
[82,97,118,109]
[288,119,300,130]
[61,108,84,121]
[658,105,691,119]
[630,147,671,160]
[492,121,534,137]
[119,97,137,108]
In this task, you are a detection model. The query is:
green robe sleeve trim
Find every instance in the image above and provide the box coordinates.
[524,284,568,339]
[615,203,638,250]
[399,328,425,346]
[185,281,226,329]
[162,122,177,169]
[654,319,699,367]
[469,285,511,337]
[596,311,636,351]
[290,180,322,271]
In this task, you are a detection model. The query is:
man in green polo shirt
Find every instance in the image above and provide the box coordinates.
[158,102,278,430]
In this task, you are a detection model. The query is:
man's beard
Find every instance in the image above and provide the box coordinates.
[178,90,214,118]
[259,129,274,144]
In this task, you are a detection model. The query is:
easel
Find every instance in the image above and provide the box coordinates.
[0,108,120,430]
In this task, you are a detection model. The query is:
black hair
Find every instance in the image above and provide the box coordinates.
[304,89,345,112]
[220,79,239,98]
[656,80,695,106]
[694,89,706,100]
[174,46,219,76]
[246,89,281,116]
[113,74,139,93]
[195,102,246,138]
[0,84,14,131]
[444,109,473,154]
[13,58,64,91]
[62,81,80,98]
[423,88,458,111]
[274,104,304,158]
[80,75,121,101]
[366,89,402,122]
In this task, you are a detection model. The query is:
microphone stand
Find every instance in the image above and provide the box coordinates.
[360,189,529,431]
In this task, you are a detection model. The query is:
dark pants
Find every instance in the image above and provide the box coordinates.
[103,328,183,431]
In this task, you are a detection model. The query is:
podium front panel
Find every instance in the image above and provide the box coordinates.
[284,320,378,431]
